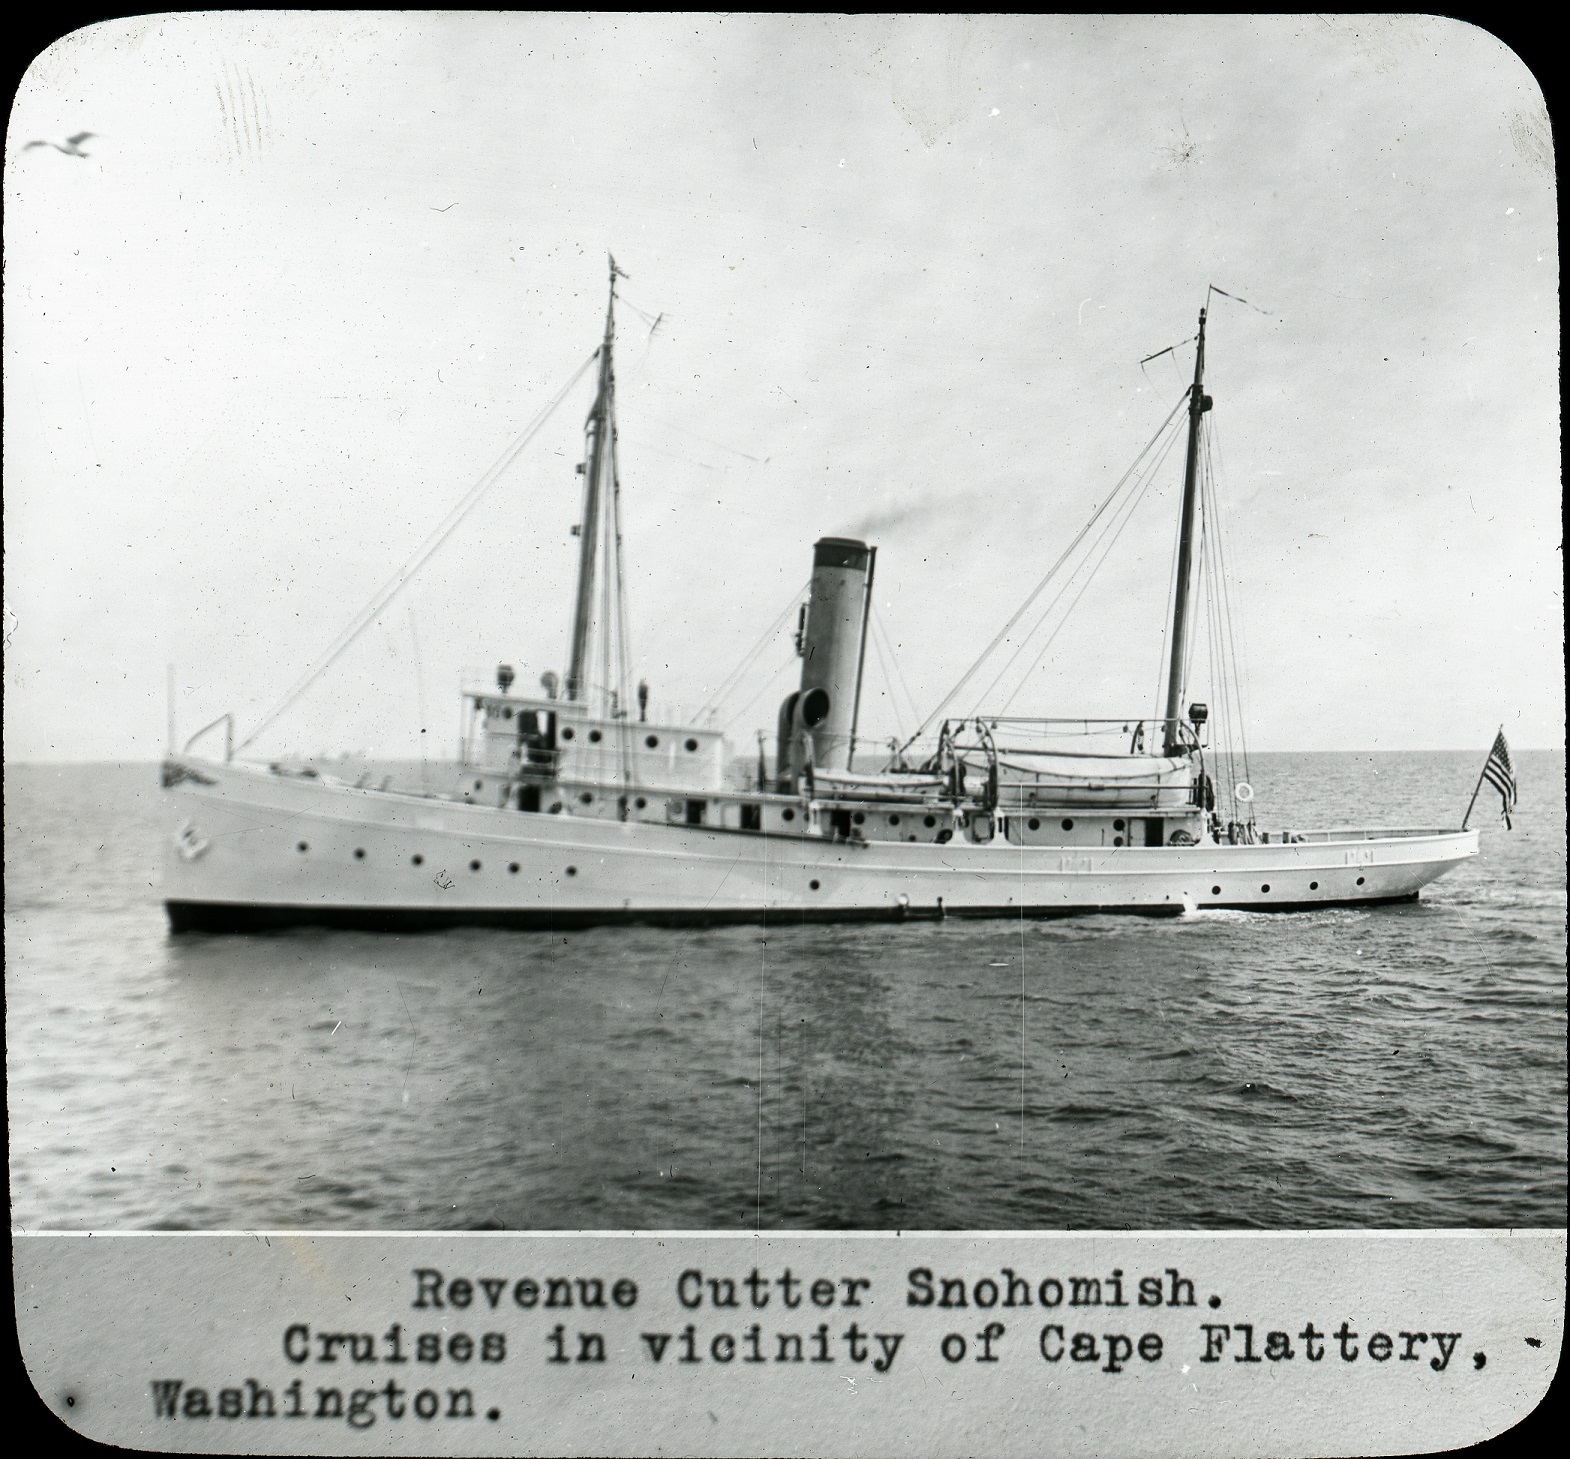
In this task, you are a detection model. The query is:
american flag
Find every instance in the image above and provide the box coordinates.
[1481,730,1518,829]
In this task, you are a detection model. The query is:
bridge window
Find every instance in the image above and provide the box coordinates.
[645,734,660,749]
[685,738,699,752]
[588,729,602,743]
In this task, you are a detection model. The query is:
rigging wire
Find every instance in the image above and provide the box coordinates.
[863,607,909,747]
[611,455,637,791]
[1150,408,1189,722]
[1202,420,1253,800]
[963,414,1186,720]
[869,605,923,744]
[901,388,1192,753]
[1206,414,1254,765]
[1197,457,1236,813]
[991,425,1183,717]
[236,348,601,755]
[721,650,801,732]
[695,580,810,719]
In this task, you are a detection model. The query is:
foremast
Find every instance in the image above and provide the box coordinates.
[1160,305,1211,756]
[566,256,626,704]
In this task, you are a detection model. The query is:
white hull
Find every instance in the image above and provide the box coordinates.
[162,760,1477,932]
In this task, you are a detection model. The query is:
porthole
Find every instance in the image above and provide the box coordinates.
[1113,818,1126,831]
[503,707,513,720]
[579,792,594,805]
[1309,881,1319,890]
[1356,876,1365,886]
[297,841,309,853]
[549,802,563,814]
[412,854,424,866]
[889,815,901,826]
[1027,817,1040,831]
[588,729,602,743]
[782,808,795,822]
[1261,884,1271,893]
[1113,836,1124,847]
[1211,885,1221,896]
[1061,819,1075,831]
[353,848,365,860]
[474,780,483,792]
[809,879,820,890]
[566,865,578,877]
[634,797,647,810]
[470,860,482,872]
[924,815,936,828]
[508,863,520,874]
[685,738,699,752]
[561,727,575,741]
[852,811,865,824]
[645,734,660,749]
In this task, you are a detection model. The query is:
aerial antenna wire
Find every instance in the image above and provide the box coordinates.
[236,349,600,754]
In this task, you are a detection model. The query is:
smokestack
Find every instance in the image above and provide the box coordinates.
[781,537,873,780]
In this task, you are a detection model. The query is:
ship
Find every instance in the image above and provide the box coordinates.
[160,264,1478,931]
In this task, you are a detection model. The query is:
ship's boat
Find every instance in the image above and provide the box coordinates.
[160,266,1478,930]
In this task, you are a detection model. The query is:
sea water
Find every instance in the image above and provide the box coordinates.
[6,752,1564,1231]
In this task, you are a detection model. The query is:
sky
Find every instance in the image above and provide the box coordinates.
[4,13,1560,762]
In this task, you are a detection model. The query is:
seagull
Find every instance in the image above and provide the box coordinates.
[24,131,96,157]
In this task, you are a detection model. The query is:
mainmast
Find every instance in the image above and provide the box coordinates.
[566,257,622,703]
[1160,305,1211,756]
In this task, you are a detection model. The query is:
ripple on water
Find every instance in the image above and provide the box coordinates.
[4,755,1565,1230]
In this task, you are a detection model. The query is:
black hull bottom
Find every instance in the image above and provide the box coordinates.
[165,893,1421,936]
